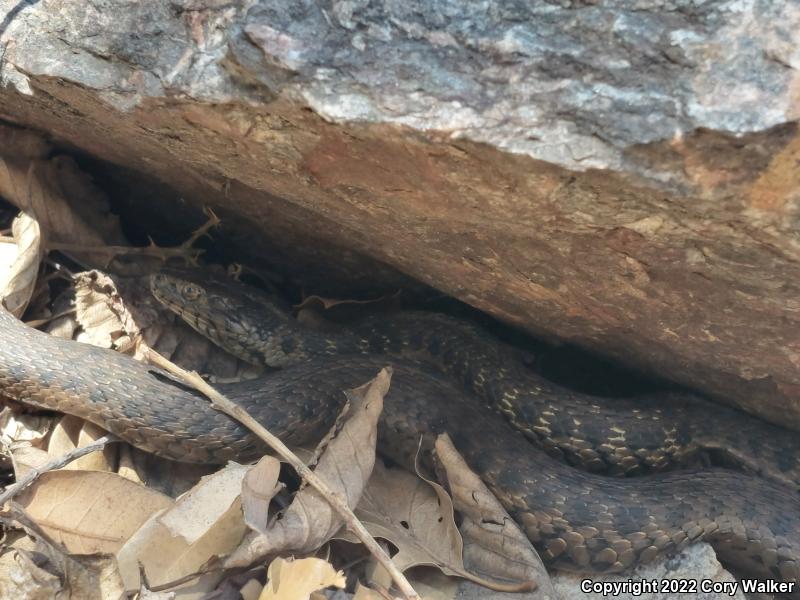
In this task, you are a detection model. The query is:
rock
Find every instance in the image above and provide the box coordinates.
[0,1,798,425]
[551,544,744,600]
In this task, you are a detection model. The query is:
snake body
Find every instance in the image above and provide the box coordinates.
[152,270,800,491]
[0,271,799,585]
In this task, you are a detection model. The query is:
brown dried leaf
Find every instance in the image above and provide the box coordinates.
[0,156,124,250]
[352,582,388,599]
[8,446,52,481]
[242,456,283,535]
[260,557,346,600]
[46,415,117,472]
[1,406,57,478]
[15,470,173,554]
[115,462,250,592]
[0,507,126,598]
[69,270,141,352]
[117,447,217,498]
[0,407,53,449]
[434,434,553,599]
[340,461,463,574]
[0,534,125,600]
[225,369,389,567]
[0,212,43,316]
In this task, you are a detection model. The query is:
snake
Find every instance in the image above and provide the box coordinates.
[0,271,797,588]
[151,270,800,491]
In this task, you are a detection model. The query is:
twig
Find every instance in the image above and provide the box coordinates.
[142,347,420,600]
[0,434,119,506]
[48,241,203,265]
[180,206,221,249]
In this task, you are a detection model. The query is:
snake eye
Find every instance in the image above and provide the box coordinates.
[182,283,202,300]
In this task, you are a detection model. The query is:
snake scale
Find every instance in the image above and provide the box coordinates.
[0,269,798,586]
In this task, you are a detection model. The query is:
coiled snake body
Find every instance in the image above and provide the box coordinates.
[1,270,799,586]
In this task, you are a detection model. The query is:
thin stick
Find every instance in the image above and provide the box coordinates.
[0,434,119,506]
[180,206,221,249]
[48,242,203,262]
[143,347,419,600]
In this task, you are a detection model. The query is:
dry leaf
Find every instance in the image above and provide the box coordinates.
[70,270,140,352]
[240,578,264,600]
[3,412,117,485]
[15,470,173,554]
[352,582,388,599]
[0,407,53,448]
[8,446,53,481]
[225,369,389,568]
[0,212,43,316]
[259,557,345,600]
[339,461,463,574]
[0,156,124,250]
[0,518,126,600]
[117,446,217,499]
[242,456,283,535]
[115,462,250,593]
[46,415,116,472]
[435,434,553,600]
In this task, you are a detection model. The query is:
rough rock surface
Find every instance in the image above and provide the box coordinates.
[0,1,798,425]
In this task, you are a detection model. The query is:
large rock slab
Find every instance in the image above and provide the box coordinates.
[0,1,798,425]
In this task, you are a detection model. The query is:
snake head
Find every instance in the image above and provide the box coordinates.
[149,269,301,367]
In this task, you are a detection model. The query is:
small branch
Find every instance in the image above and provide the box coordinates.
[48,241,203,265]
[0,434,119,506]
[180,207,221,249]
[142,347,420,600]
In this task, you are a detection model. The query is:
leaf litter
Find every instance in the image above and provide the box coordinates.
[0,134,550,599]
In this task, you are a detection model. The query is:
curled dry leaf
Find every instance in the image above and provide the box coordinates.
[225,370,389,568]
[68,270,141,352]
[0,406,52,448]
[14,470,173,555]
[242,456,283,535]
[0,212,43,316]
[1,407,56,482]
[115,462,252,592]
[434,434,554,600]
[259,557,345,600]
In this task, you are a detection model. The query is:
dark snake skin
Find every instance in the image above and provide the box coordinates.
[151,270,800,492]
[0,273,798,586]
